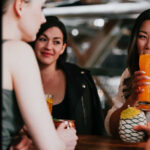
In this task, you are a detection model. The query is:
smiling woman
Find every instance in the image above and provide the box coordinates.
[29,16,105,136]
[104,9,150,139]
[35,26,66,66]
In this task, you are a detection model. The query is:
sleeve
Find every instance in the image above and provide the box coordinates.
[104,68,130,135]
[85,71,106,135]
[83,70,106,135]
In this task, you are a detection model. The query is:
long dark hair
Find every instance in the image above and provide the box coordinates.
[127,9,150,75]
[123,9,150,99]
[30,16,67,69]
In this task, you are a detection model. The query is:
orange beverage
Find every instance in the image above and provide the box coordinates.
[46,94,53,114]
[136,54,150,111]
[53,119,75,129]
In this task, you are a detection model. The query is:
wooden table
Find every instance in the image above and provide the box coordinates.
[75,135,146,150]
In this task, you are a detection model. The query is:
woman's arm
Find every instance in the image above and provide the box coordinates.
[104,69,129,135]
[10,123,78,150]
[134,122,150,150]
[4,41,66,150]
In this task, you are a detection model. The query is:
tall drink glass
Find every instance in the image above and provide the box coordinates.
[45,94,53,114]
[136,54,150,111]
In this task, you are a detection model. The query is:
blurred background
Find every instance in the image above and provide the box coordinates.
[43,0,150,116]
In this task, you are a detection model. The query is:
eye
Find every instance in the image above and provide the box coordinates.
[54,41,61,45]
[138,34,147,39]
[38,37,47,42]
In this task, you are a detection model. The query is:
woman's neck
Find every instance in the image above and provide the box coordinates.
[2,15,21,40]
[39,63,66,102]
[40,63,58,81]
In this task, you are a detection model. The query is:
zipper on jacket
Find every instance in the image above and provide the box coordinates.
[81,96,87,125]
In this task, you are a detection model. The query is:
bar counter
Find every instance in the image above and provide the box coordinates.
[75,135,146,150]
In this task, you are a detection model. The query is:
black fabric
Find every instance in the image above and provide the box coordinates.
[52,94,69,119]
[56,62,106,135]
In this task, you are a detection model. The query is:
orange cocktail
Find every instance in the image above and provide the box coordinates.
[136,54,150,111]
[53,119,75,129]
[45,94,53,114]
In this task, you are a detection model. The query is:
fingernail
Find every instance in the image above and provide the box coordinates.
[64,121,68,125]
[145,76,150,79]
[145,82,150,85]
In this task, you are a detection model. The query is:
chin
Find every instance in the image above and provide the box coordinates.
[23,33,36,42]
[40,60,52,66]
[28,35,36,42]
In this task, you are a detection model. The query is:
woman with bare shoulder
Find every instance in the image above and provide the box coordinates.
[2,0,77,150]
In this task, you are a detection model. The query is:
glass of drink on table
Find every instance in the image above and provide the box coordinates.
[45,94,53,114]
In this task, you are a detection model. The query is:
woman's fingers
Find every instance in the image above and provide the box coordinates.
[145,138,150,150]
[132,71,150,97]
[16,136,32,150]
[134,70,146,76]
[133,122,150,136]
[57,122,68,130]
[57,124,78,150]
[10,135,32,150]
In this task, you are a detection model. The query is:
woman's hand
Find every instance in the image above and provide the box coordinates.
[131,70,150,100]
[133,122,150,136]
[9,126,33,150]
[133,122,150,150]
[9,135,32,150]
[145,138,150,150]
[57,122,78,150]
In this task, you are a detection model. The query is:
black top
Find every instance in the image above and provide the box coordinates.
[52,91,69,119]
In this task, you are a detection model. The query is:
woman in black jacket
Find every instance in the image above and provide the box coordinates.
[31,16,105,135]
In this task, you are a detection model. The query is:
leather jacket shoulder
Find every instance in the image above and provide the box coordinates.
[62,63,106,135]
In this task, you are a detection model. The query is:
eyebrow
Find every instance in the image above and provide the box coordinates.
[40,34,47,38]
[139,31,147,34]
[41,33,62,40]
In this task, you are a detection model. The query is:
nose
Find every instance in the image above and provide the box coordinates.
[145,38,150,50]
[41,13,46,24]
[45,41,53,50]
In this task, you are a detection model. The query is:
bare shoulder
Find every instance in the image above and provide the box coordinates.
[3,40,37,68]
[3,40,38,75]
[3,40,35,58]
[3,40,37,89]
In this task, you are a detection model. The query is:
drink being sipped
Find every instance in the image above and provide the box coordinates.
[45,94,53,114]
[136,54,150,111]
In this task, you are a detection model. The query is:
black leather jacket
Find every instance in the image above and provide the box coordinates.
[61,63,106,135]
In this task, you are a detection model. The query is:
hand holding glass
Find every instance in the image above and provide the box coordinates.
[136,54,150,111]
